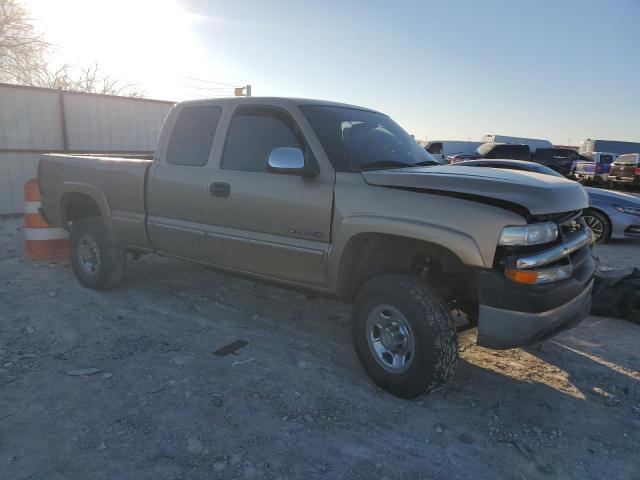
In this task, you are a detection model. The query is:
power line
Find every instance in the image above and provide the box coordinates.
[185,86,235,93]
[181,76,238,88]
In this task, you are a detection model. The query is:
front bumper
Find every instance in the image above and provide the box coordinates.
[576,173,608,183]
[476,227,594,349]
[477,279,593,349]
[610,211,640,239]
[610,176,640,185]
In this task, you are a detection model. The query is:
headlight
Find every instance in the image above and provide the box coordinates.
[498,222,558,246]
[614,205,640,216]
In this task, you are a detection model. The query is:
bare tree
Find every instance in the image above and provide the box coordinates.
[0,0,48,85]
[0,0,145,97]
[35,63,146,97]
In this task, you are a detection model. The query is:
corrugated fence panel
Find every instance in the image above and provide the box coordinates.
[0,151,40,214]
[0,86,64,150]
[0,84,174,214]
[63,93,172,151]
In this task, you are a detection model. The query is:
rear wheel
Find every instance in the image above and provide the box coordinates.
[70,217,126,290]
[582,209,611,244]
[351,274,457,399]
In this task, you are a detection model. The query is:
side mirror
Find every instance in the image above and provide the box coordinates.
[267,147,318,177]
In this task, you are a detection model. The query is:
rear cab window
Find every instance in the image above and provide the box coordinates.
[481,144,531,160]
[167,106,222,166]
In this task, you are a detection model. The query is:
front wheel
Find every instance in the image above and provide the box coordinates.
[351,274,458,399]
[70,217,127,290]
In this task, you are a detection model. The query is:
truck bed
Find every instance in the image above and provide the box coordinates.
[38,154,152,232]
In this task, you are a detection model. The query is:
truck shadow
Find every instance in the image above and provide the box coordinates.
[519,321,640,410]
[123,256,639,414]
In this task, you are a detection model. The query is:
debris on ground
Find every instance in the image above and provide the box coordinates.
[212,339,249,356]
[591,266,640,323]
[65,368,100,376]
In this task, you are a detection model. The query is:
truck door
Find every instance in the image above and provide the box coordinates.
[203,105,334,285]
[146,105,223,261]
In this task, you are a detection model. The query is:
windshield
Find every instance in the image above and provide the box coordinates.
[300,105,437,171]
[615,154,638,165]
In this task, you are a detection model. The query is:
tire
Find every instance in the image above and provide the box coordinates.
[581,209,611,244]
[351,274,458,399]
[70,217,127,290]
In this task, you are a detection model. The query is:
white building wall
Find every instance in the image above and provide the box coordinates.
[0,84,174,214]
[0,87,64,150]
[63,93,170,151]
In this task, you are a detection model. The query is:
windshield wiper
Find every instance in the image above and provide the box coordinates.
[351,160,437,172]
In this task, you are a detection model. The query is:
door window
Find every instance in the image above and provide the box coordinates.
[167,106,222,166]
[427,142,443,155]
[221,107,303,172]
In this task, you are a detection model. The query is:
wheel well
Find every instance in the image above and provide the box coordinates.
[61,193,101,226]
[338,233,477,308]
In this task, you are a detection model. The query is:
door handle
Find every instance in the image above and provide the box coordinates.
[210,182,231,197]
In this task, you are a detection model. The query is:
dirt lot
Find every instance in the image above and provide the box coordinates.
[1,216,639,480]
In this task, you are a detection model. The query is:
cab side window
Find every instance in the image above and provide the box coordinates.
[221,107,303,172]
[167,106,222,166]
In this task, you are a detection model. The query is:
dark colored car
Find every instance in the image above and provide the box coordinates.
[452,159,640,243]
[609,153,640,189]
[449,143,531,163]
[531,148,584,176]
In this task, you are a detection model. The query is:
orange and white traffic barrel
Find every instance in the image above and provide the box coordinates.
[24,179,69,261]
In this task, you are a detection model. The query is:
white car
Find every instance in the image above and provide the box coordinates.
[418,140,482,163]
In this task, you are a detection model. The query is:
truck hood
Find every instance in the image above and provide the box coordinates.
[362,165,589,216]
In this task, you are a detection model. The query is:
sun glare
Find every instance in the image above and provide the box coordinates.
[24,0,207,99]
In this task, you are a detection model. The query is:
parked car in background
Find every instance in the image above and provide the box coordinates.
[452,159,640,243]
[580,139,640,156]
[608,153,640,189]
[449,143,530,163]
[531,147,584,176]
[573,152,617,185]
[418,140,481,163]
[482,135,553,153]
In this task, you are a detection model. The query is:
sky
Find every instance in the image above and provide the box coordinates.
[23,0,640,145]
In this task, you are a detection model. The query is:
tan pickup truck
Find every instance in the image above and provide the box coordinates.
[38,98,594,398]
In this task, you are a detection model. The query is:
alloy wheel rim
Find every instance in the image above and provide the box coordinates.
[366,304,415,373]
[77,235,101,275]
[582,215,603,240]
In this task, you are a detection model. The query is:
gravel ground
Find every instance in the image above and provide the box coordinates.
[0,217,639,480]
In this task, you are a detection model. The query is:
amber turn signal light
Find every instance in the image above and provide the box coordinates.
[505,269,539,284]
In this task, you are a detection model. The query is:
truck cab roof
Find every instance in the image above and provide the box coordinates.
[175,96,381,114]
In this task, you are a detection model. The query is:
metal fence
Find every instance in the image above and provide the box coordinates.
[0,83,174,214]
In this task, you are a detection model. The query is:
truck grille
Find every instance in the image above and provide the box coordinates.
[494,210,592,272]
